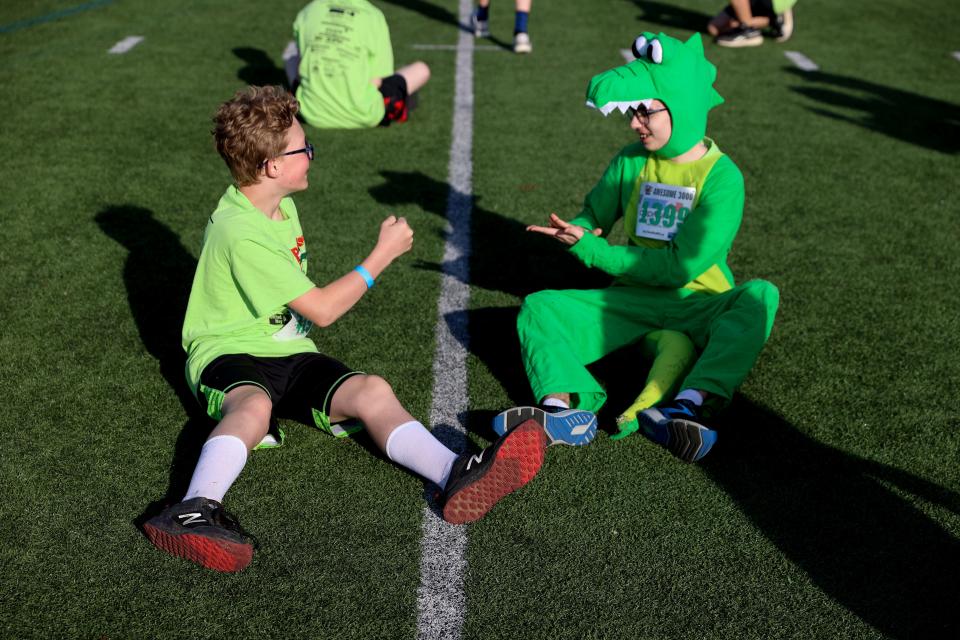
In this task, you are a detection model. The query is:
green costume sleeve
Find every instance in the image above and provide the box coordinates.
[568,155,743,288]
[568,151,640,233]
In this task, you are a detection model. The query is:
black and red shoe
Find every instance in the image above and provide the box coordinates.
[442,419,548,525]
[143,497,255,572]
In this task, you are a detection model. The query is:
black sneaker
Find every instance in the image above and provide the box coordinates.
[769,8,794,42]
[442,419,547,524]
[143,497,255,572]
[716,26,763,48]
[638,399,718,463]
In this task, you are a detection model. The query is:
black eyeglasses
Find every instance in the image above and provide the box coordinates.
[625,106,668,123]
[260,142,314,167]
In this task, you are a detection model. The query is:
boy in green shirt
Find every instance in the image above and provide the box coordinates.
[144,86,546,572]
[286,0,431,128]
[502,33,779,463]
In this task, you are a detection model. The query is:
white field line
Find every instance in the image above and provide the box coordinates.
[411,43,501,51]
[784,50,819,72]
[952,51,960,63]
[620,48,635,62]
[107,35,143,54]
[416,1,474,639]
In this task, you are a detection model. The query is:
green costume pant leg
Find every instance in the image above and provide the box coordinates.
[517,287,663,412]
[518,281,777,412]
[671,279,780,400]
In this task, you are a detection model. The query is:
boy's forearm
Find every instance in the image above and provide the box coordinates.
[289,276,366,328]
[289,246,397,328]
[359,246,393,280]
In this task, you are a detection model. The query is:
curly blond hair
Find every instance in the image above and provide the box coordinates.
[213,86,300,187]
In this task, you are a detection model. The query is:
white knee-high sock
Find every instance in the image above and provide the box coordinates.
[183,435,249,503]
[385,421,458,489]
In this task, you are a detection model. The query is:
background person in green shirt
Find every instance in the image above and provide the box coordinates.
[143,86,548,573]
[708,0,797,48]
[285,0,430,128]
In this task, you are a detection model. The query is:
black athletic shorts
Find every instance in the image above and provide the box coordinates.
[377,74,409,127]
[197,352,363,437]
[723,0,776,20]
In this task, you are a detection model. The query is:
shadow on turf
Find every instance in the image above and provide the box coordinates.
[700,397,960,638]
[369,169,610,414]
[96,206,216,522]
[369,170,609,299]
[787,68,960,155]
[626,0,713,32]
[234,47,288,88]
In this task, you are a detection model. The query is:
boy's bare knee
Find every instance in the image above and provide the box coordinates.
[223,386,272,422]
[330,374,396,422]
[354,374,394,401]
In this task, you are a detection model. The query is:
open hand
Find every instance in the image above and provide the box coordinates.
[526,213,602,246]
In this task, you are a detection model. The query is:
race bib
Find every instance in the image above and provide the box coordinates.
[271,309,313,342]
[635,182,696,241]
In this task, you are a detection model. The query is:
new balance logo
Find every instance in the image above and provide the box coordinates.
[466,452,484,470]
[177,512,206,526]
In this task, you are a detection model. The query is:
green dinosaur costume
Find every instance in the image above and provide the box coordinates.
[517,32,779,418]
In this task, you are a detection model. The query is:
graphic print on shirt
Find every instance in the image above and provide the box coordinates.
[273,234,312,341]
[290,235,307,266]
[271,309,314,341]
[635,182,696,241]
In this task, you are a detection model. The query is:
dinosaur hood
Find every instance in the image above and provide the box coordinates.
[585,32,724,158]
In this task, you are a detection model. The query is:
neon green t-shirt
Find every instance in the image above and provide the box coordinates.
[569,138,744,294]
[773,0,797,15]
[181,186,318,394]
[294,0,394,129]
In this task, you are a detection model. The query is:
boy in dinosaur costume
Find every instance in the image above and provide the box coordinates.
[513,32,779,462]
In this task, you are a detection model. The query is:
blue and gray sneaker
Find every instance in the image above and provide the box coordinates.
[491,405,597,446]
[638,399,717,462]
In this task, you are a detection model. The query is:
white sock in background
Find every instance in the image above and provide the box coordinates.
[541,397,570,410]
[385,421,459,489]
[182,435,249,503]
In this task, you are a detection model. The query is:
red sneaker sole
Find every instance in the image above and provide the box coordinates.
[442,420,547,525]
[144,525,253,573]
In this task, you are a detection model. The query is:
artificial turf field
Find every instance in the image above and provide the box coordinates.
[2,0,959,637]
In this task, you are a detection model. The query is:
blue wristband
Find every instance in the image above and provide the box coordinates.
[354,265,375,289]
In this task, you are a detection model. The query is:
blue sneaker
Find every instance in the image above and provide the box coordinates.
[491,405,597,446]
[638,400,717,462]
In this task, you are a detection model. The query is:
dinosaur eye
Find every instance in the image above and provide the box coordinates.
[631,36,648,60]
[649,39,663,64]
[630,36,663,64]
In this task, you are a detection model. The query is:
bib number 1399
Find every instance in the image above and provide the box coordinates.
[638,200,689,228]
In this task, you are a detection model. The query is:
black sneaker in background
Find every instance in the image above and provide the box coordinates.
[143,497,255,572]
[442,419,547,525]
[716,26,763,48]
